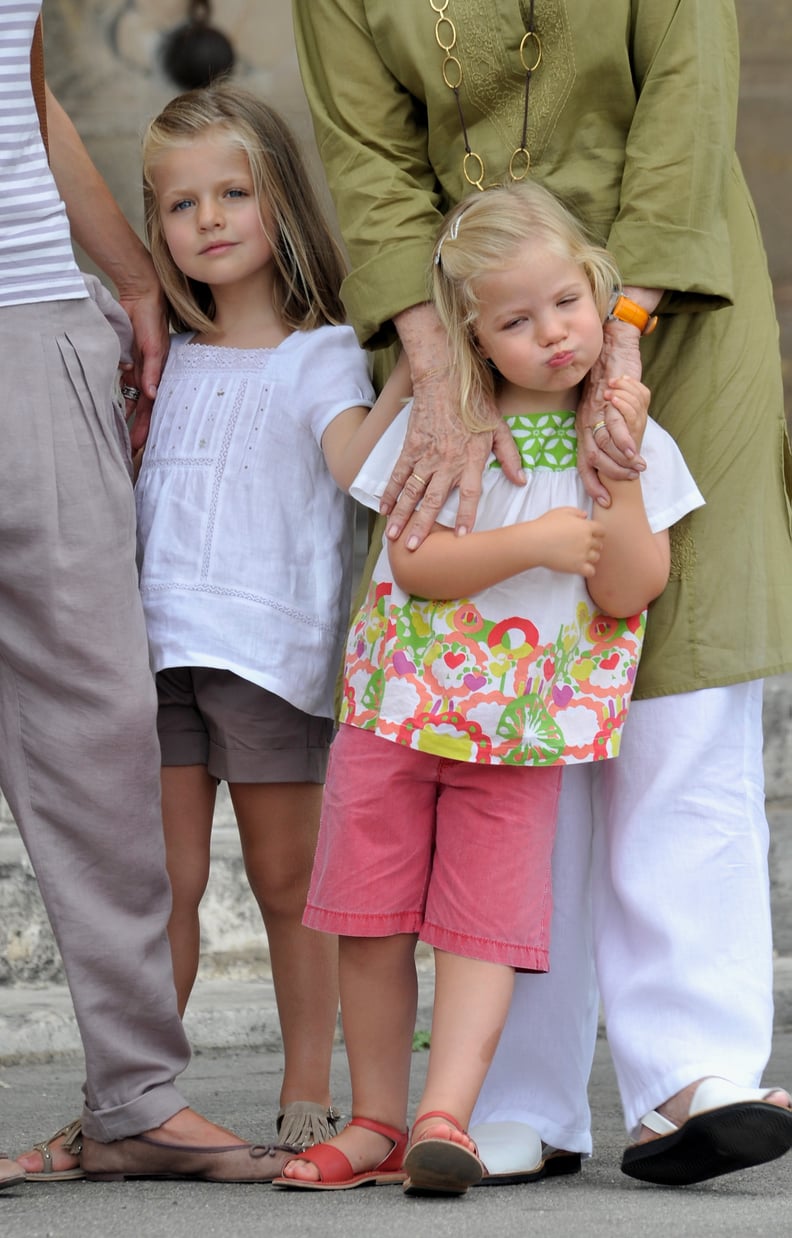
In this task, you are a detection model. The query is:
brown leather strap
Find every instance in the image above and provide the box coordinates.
[30,15,48,156]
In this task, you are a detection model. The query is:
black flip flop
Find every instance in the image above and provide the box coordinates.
[621,1100,792,1186]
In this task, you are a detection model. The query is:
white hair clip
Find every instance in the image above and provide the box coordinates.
[434,213,463,266]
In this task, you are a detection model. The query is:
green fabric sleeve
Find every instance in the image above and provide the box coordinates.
[608,0,739,309]
[292,0,443,347]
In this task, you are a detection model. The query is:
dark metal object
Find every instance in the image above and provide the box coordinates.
[161,1,235,91]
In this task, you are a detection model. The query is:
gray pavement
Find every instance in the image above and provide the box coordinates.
[2,987,791,1238]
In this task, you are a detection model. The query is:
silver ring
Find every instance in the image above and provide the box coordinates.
[591,419,608,438]
[121,384,141,402]
[410,471,428,487]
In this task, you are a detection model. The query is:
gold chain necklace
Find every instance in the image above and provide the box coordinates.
[430,0,542,190]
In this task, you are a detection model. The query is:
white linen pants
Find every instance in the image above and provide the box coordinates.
[472,681,774,1150]
[0,299,190,1140]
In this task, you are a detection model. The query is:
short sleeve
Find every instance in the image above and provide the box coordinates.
[288,325,375,443]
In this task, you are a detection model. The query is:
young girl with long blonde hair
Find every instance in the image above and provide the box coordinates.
[136,83,409,1154]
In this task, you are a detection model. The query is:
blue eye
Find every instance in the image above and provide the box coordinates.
[226,188,247,198]
[171,199,193,212]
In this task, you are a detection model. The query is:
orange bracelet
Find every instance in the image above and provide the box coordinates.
[607,293,658,336]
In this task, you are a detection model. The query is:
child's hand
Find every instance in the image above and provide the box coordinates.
[531,507,605,577]
[603,376,650,450]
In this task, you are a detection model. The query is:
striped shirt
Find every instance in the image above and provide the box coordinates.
[0,0,86,306]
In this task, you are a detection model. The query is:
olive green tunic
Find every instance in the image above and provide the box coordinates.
[293,0,792,697]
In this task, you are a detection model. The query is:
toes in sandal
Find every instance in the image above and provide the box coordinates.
[24,1118,84,1182]
[621,1078,792,1186]
[403,1110,484,1196]
[1,1155,26,1190]
[272,1116,407,1190]
[275,1101,341,1150]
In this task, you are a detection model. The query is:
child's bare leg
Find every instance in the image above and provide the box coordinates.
[162,764,217,1015]
[231,782,337,1109]
[282,932,417,1180]
[413,949,515,1149]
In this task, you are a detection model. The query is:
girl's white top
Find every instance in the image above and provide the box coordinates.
[135,326,373,717]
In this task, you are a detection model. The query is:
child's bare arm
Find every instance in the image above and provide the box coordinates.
[587,377,670,616]
[588,482,670,616]
[389,507,604,600]
[321,352,412,491]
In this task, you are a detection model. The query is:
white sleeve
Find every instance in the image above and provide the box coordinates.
[298,325,375,443]
[639,418,705,532]
[349,402,413,501]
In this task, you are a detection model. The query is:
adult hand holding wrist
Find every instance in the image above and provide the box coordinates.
[576,298,657,503]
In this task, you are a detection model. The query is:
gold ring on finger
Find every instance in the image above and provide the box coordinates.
[591,420,608,437]
[410,472,428,486]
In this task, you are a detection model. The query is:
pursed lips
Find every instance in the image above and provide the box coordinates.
[547,349,575,368]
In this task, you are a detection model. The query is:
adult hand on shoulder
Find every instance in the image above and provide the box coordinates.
[380,367,486,548]
[383,304,524,548]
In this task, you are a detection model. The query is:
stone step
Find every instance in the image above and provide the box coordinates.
[0,816,267,989]
[1,958,791,1068]
[0,965,440,1066]
[2,676,792,986]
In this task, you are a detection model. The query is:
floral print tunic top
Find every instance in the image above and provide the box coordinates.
[341,407,703,765]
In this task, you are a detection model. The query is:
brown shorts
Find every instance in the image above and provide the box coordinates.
[155,667,333,784]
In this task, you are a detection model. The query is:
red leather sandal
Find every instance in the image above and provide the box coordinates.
[403,1110,484,1195]
[271,1116,407,1190]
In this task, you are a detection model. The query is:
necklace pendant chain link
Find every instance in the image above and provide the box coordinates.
[519,29,542,73]
[431,0,541,190]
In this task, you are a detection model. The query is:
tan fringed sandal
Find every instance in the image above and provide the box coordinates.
[275,1102,341,1150]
